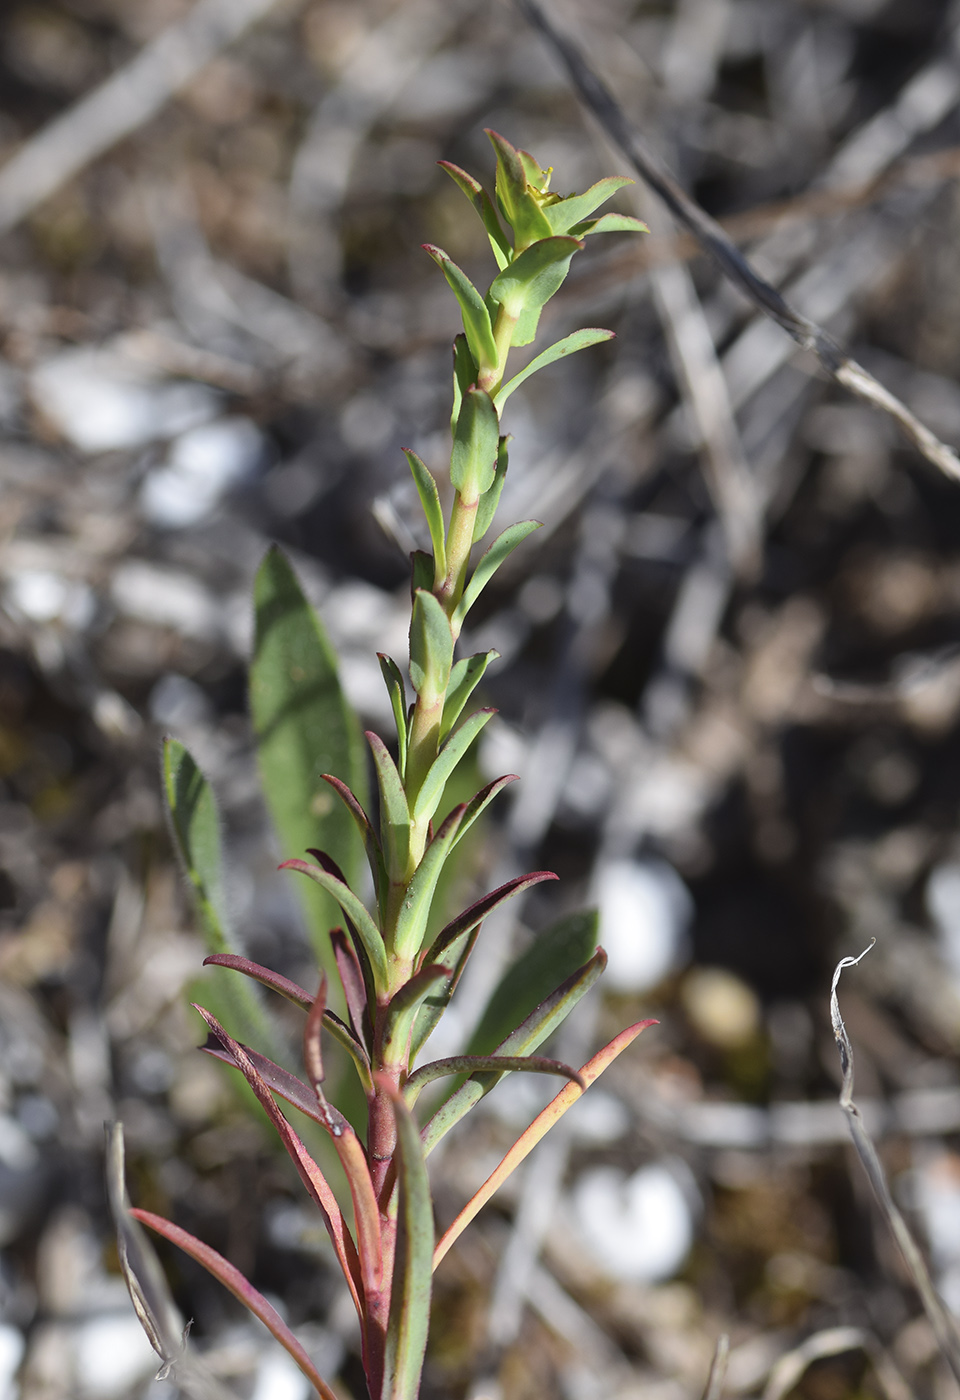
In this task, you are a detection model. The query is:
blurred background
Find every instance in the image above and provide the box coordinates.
[4,0,960,1396]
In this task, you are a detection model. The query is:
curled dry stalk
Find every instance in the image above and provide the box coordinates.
[118,133,655,1400]
[831,943,960,1386]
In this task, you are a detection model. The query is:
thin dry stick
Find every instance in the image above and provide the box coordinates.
[515,0,960,484]
[831,945,960,1386]
[702,1333,729,1400]
[0,0,286,236]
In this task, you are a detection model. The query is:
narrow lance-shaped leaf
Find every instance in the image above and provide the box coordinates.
[392,805,467,963]
[331,927,372,1055]
[381,1080,434,1400]
[367,732,411,884]
[194,1006,364,1314]
[451,334,477,436]
[467,909,600,1056]
[454,521,542,629]
[410,550,434,599]
[304,985,383,1304]
[132,1210,341,1400]
[432,1018,657,1270]
[494,329,615,411]
[450,386,499,502]
[404,450,446,583]
[409,590,454,697]
[488,235,583,346]
[162,739,275,1053]
[378,654,409,777]
[473,435,509,543]
[250,547,367,962]
[281,858,388,996]
[202,953,372,1090]
[410,867,555,1058]
[322,774,385,904]
[440,650,499,741]
[405,1054,583,1104]
[450,771,517,851]
[438,160,511,269]
[410,708,496,828]
[422,948,607,1156]
[422,244,497,373]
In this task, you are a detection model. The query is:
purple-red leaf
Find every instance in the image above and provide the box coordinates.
[131,1209,339,1400]
[331,926,372,1050]
[203,953,313,1010]
[194,1005,364,1313]
[404,1053,584,1103]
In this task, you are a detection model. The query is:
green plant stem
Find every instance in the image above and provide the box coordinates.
[477,304,517,396]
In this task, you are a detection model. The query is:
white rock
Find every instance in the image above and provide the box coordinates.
[927,862,960,977]
[595,858,693,992]
[74,1314,159,1398]
[249,1350,312,1400]
[572,1161,697,1283]
[4,571,95,630]
[0,1325,24,1400]
[32,348,217,452]
[140,417,263,528]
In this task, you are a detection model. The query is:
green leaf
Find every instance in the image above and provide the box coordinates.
[409,589,454,697]
[404,451,446,582]
[378,654,409,778]
[382,1084,434,1400]
[281,859,388,996]
[451,334,477,436]
[250,547,367,960]
[489,235,583,346]
[421,946,607,1156]
[366,732,411,884]
[410,550,434,598]
[494,329,615,411]
[568,211,649,237]
[450,386,499,501]
[423,244,497,372]
[486,128,553,251]
[440,651,499,741]
[473,436,509,543]
[381,965,450,1066]
[322,774,385,904]
[467,909,600,1056]
[162,739,275,1052]
[411,708,495,828]
[542,176,634,233]
[392,805,466,963]
[454,521,541,629]
[450,772,517,850]
[438,160,511,270]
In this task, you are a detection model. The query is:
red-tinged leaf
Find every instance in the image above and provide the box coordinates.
[194,1006,364,1314]
[322,774,385,901]
[404,1054,584,1104]
[379,1078,434,1400]
[203,1038,328,1125]
[426,870,558,964]
[282,858,387,995]
[301,983,384,1306]
[203,953,313,1010]
[304,975,327,1088]
[410,869,558,1059]
[452,773,517,850]
[131,1209,340,1400]
[432,1019,657,1270]
[331,926,372,1051]
[204,954,371,1089]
